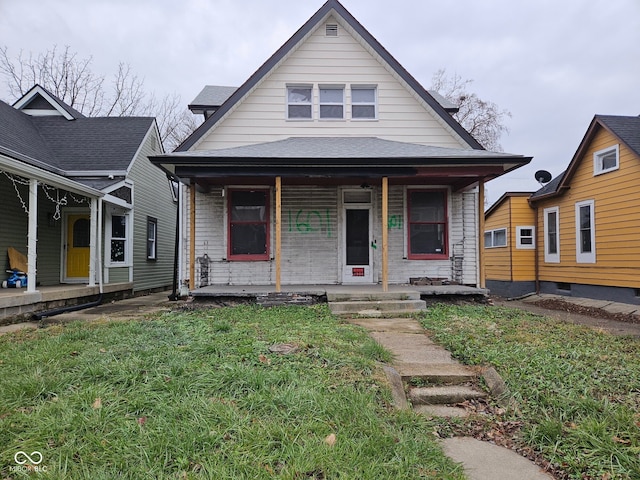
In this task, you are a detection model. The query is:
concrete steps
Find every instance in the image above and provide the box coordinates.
[327,290,426,317]
[345,315,489,417]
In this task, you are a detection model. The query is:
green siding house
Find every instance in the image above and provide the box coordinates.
[0,85,177,321]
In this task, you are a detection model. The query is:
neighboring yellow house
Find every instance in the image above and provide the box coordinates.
[484,192,536,297]
[485,114,640,303]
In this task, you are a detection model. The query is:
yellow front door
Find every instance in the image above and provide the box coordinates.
[66,214,90,278]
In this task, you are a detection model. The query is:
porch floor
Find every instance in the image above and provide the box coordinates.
[0,282,133,324]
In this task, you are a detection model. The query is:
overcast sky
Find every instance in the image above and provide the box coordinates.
[1,0,639,206]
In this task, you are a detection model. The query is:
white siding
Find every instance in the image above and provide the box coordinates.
[185,184,480,287]
[194,15,466,151]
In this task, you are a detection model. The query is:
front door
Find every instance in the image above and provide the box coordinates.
[65,214,90,280]
[342,206,373,283]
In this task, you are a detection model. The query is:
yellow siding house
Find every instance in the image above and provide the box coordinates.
[484,192,536,297]
[529,115,640,304]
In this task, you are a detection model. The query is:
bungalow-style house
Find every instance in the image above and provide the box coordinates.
[484,114,640,304]
[151,0,531,292]
[483,192,536,297]
[0,85,177,321]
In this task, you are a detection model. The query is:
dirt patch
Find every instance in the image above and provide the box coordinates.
[529,297,640,324]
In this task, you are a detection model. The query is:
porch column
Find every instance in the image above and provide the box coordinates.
[478,178,486,288]
[275,176,282,292]
[189,184,196,291]
[381,176,389,292]
[26,178,38,293]
[88,197,98,287]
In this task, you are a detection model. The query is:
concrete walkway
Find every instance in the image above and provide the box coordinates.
[348,316,553,480]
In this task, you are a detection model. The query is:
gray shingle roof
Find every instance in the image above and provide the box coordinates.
[162,136,526,161]
[597,115,640,157]
[0,98,155,175]
[530,170,565,199]
[189,86,237,107]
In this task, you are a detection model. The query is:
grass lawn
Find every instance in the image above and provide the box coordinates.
[420,304,640,480]
[0,305,465,479]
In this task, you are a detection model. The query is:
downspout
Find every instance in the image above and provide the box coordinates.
[533,200,540,294]
[168,177,181,301]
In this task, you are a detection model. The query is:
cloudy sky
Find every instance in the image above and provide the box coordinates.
[1,0,639,206]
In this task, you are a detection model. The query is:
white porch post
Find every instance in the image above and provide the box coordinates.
[26,179,38,293]
[88,197,98,287]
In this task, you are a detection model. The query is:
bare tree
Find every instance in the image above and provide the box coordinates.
[0,45,198,151]
[430,69,511,151]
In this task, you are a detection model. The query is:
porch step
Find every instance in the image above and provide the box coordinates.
[395,362,477,385]
[328,299,426,316]
[408,385,487,405]
[326,290,421,302]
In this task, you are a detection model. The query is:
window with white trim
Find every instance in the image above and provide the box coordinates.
[575,200,595,263]
[319,86,344,119]
[484,228,507,248]
[287,85,313,119]
[351,86,377,119]
[147,216,157,260]
[516,226,535,249]
[594,144,619,175]
[106,212,131,265]
[544,207,560,263]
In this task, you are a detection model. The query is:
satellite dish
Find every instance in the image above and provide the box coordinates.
[535,170,552,185]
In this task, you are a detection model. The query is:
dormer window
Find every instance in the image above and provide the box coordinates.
[594,144,619,175]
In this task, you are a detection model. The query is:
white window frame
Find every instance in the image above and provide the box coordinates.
[105,210,132,267]
[351,85,377,120]
[147,216,158,261]
[543,207,560,263]
[575,200,596,263]
[484,228,507,248]
[319,85,344,120]
[516,226,535,249]
[286,85,313,120]
[593,144,619,176]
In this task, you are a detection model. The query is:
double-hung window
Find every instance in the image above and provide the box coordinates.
[287,86,312,119]
[575,200,595,263]
[147,217,157,260]
[351,86,377,119]
[108,213,130,265]
[544,207,560,263]
[407,189,448,259]
[484,228,507,248]
[319,86,344,119]
[228,189,270,261]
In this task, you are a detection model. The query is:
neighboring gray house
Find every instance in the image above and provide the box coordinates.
[0,85,176,320]
[152,0,530,292]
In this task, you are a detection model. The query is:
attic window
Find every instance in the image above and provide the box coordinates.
[593,144,619,175]
[326,24,338,36]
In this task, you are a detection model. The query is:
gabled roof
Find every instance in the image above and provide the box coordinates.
[530,115,640,202]
[0,95,157,181]
[485,191,534,218]
[13,84,86,120]
[176,0,482,152]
